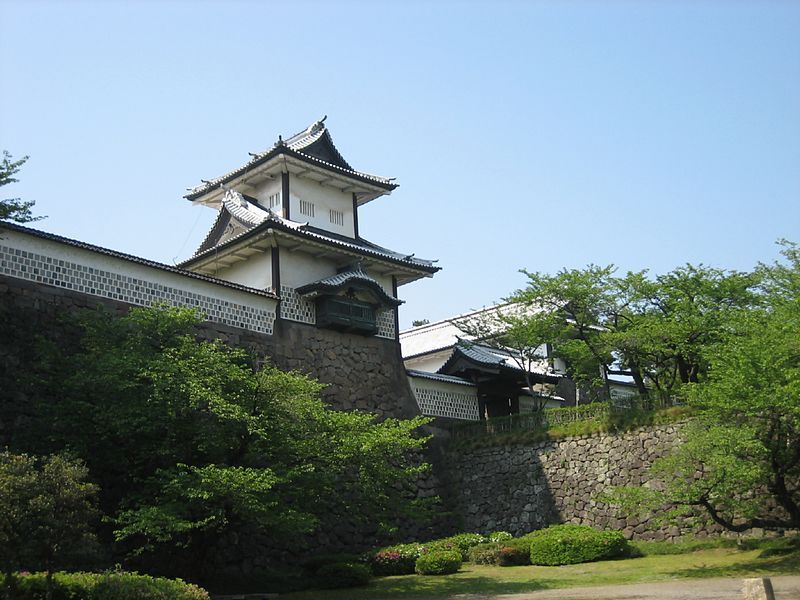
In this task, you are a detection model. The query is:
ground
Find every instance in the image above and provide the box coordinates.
[460,576,800,600]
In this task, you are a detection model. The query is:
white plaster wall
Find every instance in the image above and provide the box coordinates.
[408,375,480,420]
[370,272,395,296]
[610,384,638,400]
[405,349,452,373]
[290,175,355,237]
[279,248,338,289]
[0,229,279,334]
[519,396,564,412]
[213,248,273,291]
[251,178,283,214]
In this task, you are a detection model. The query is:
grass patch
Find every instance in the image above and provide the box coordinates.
[281,542,799,599]
[628,537,739,556]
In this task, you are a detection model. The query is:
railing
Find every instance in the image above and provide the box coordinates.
[446,396,678,440]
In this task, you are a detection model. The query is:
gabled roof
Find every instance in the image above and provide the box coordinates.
[296,264,403,307]
[195,190,272,254]
[185,118,397,202]
[282,116,353,170]
[438,340,560,384]
[181,190,439,283]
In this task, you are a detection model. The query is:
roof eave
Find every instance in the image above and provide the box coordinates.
[184,147,397,205]
[180,220,439,280]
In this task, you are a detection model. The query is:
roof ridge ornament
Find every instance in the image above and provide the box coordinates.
[307,115,327,135]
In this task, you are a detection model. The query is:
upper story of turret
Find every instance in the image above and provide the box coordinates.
[180,118,439,340]
[184,117,397,241]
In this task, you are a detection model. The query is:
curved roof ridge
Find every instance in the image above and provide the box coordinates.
[195,207,230,255]
[282,117,353,170]
[181,216,440,274]
[295,265,403,307]
[186,120,394,200]
[221,189,270,228]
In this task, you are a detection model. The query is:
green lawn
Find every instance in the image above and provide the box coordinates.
[283,545,800,599]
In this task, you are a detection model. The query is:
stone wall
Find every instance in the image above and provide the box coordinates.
[0,273,446,562]
[0,274,418,420]
[443,424,722,541]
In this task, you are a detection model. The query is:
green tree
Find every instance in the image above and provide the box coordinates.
[606,243,800,532]
[0,151,41,223]
[0,452,99,598]
[20,305,432,574]
[454,303,566,411]
[502,264,759,403]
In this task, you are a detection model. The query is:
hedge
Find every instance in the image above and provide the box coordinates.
[0,571,209,599]
[527,524,628,566]
[415,551,462,575]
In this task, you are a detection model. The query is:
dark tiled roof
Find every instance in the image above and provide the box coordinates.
[0,221,278,300]
[406,369,476,387]
[439,340,561,383]
[296,266,403,307]
[453,342,520,370]
[282,117,353,170]
[181,214,439,274]
[185,120,396,201]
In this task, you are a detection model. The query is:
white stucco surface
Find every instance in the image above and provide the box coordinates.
[279,248,338,288]
[212,248,273,290]
[408,374,481,420]
[290,175,355,237]
[1,228,278,334]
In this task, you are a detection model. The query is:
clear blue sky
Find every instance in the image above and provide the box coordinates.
[2,0,798,328]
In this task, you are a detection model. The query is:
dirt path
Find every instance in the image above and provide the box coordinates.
[438,576,800,599]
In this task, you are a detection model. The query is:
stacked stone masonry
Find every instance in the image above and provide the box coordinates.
[0,274,415,421]
[0,272,448,573]
[445,424,724,541]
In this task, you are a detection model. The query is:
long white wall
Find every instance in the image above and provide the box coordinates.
[0,228,278,335]
[408,375,481,420]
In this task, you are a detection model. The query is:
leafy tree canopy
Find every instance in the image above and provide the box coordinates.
[489,262,761,402]
[604,242,800,532]
[0,452,99,595]
[14,305,432,574]
[0,151,41,223]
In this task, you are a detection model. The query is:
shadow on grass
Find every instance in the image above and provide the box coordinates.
[285,572,549,599]
[671,550,800,580]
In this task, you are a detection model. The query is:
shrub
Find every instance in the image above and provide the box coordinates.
[488,531,513,543]
[468,542,502,565]
[370,543,423,576]
[498,538,533,566]
[315,563,372,589]
[301,553,364,575]
[415,550,462,575]
[427,533,487,560]
[2,570,209,599]
[528,524,628,566]
[92,571,209,600]
[8,572,93,600]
